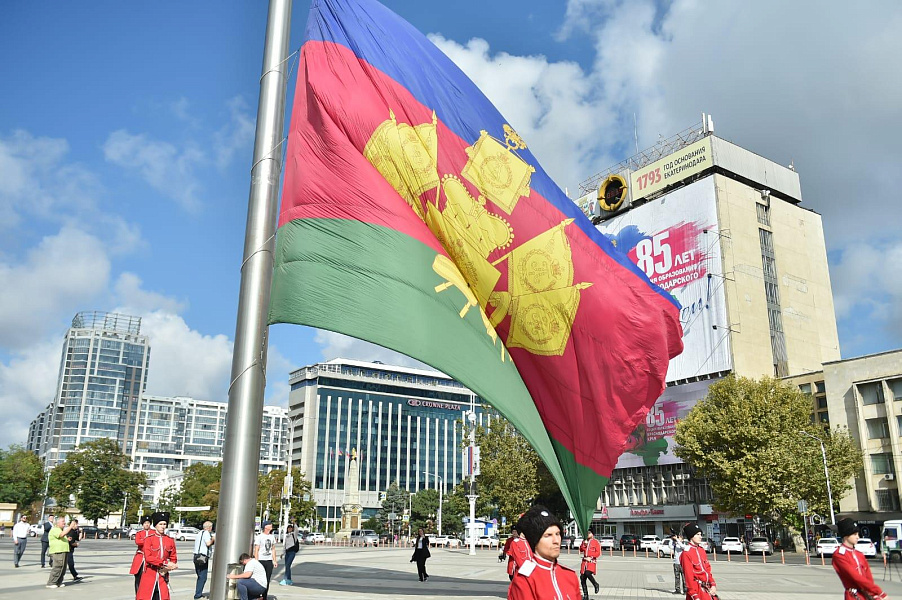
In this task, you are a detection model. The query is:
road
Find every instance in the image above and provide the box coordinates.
[3,537,902,599]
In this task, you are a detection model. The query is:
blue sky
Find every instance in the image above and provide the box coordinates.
[2,0,901,446]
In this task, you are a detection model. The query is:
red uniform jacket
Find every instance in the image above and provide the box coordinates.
[508,554,581,600]
[129,529,150,575]
[832,544,886,600]
[579,538,601,575]
[137,531,178,600]
[506,536,534,578]
[679,543,716,600]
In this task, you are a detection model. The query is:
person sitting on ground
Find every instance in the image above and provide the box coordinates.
[227,552,269,600]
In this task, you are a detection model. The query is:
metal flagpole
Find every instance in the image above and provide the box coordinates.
[209,1,292,599]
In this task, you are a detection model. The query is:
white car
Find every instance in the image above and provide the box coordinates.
[431,535,452,547]
[445,536,461,548]
[640,535,662,552]
[305,532,325,543]
[569,535,584,549]
[721,537,744,553]
[658,538,676,557]
[477,535,499,548]
[29,524,45,537]
[598,535,616,551]
[856,537,877,558]
[166,526,200,541]
[815,537,841,556]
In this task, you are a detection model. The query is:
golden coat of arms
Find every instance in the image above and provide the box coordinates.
[363,109,591,358]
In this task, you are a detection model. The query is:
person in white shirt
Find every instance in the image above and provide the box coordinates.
[254,521,277,599]
[227,553,269,600]
[12,515,31,567]
[193,521,215,599]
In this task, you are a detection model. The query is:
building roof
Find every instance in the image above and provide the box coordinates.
[320,357,449,380]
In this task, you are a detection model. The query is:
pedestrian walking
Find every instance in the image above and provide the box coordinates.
[12,514,30,568]
[505,526,534,581]
[579,531,601,599]
[193,520,215,599]
[41,515,54,568]
[254,520,277,599]
[279,523,300,586]
[671,530,687,595]
[507,505,580,600]
[136,512,178,600]
[679,523,717,600]
[410,528,431,582]
[832,518,887,600]
[227,553,269,600]
[46,516,75,589]
[130,517,153,592]
[65,518,83,581]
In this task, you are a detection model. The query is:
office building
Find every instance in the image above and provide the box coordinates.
[574,119,841,539]
[287,359,486,526]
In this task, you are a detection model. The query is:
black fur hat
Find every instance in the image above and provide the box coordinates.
[518,505,563,551]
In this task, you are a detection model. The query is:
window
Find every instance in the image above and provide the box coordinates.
[867,418,890,439]
[871,453,894,475]
[890,379,902,402]
[817,397,828,410]
[859,382,885,405]
[876,490,900,512]
[815,381,826,394]
[799,383,812,395]
[756,202,771,226]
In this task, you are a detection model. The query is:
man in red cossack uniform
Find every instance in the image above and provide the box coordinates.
[137,512,178,600]
[508,505,581,600]
[579,531,601,599]
[502,526,534,581]
[129,516,152,592]
[833,518,888,600]
[679,523,718,600]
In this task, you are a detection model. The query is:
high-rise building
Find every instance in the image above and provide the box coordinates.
[131,395,288,504]
[288,359,487,527]
[30,311,151,467]
[572,120,841,539]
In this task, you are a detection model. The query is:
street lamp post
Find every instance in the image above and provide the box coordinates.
[281,416,300,541]
[799,431,836,525]
[423,472,443,536]
[466,405,478,556]
[39,447,58,524]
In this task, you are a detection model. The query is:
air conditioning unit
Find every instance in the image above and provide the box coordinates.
[886,474,895,481]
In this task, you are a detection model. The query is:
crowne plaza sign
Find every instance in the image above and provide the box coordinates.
[406,399,463,411]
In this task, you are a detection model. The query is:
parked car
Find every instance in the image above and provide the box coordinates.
[431,535,451,547]
[619,534,640,550]
[349,529,379,545]
[80,526,107,539]
[748,537,773,555]
[598,535,616,551]
[699,536,713,552]
[856,537,877,558]
[29,524,44,537]
[569,535,584,549]
[658,538,675,558]
[721,537,744,553]
[445,536,461,548]
[640,535,662,552]
[166,526,200,541]
[476,535,499,548]
[306,532,325,543]
[815,537,841,556]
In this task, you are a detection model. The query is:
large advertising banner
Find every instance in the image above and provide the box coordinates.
[597,176,731,383]
[614,377,721,469]
[629,137,712,201]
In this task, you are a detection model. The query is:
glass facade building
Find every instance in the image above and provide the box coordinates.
[30,311,150,467]
[288,359,487,524]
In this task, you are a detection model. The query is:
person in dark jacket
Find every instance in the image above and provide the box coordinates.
[410,528,431,582]
[41,516,54,568]
[64,519,82,581]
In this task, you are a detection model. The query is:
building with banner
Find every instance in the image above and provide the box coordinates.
[577,119,841,540]
[287,359,487,529]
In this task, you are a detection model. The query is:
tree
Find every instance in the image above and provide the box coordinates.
[156,484,181,515]
[379,481,409,535]
[179,462,222,526]
[286,469,317,528]
[410,487,439,531]
[0,445,45,513]
[474,415,540,526]
[48,438,145,525]
[674,375,862,524]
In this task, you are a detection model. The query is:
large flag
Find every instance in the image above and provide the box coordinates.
[270,0,683,531]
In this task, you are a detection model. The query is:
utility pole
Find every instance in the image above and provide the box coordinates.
[466,398,478,556]
[799,431,836,525]
[423,472,443,536]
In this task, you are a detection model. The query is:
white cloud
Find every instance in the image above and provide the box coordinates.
[0,227,110,350]
[214,96,255,170]
[114,272,187,315]
[0,339,62,447]
[830,240,902,336]
[103,129,206,212]
[313,330,434,370]
[0,130,100,229]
